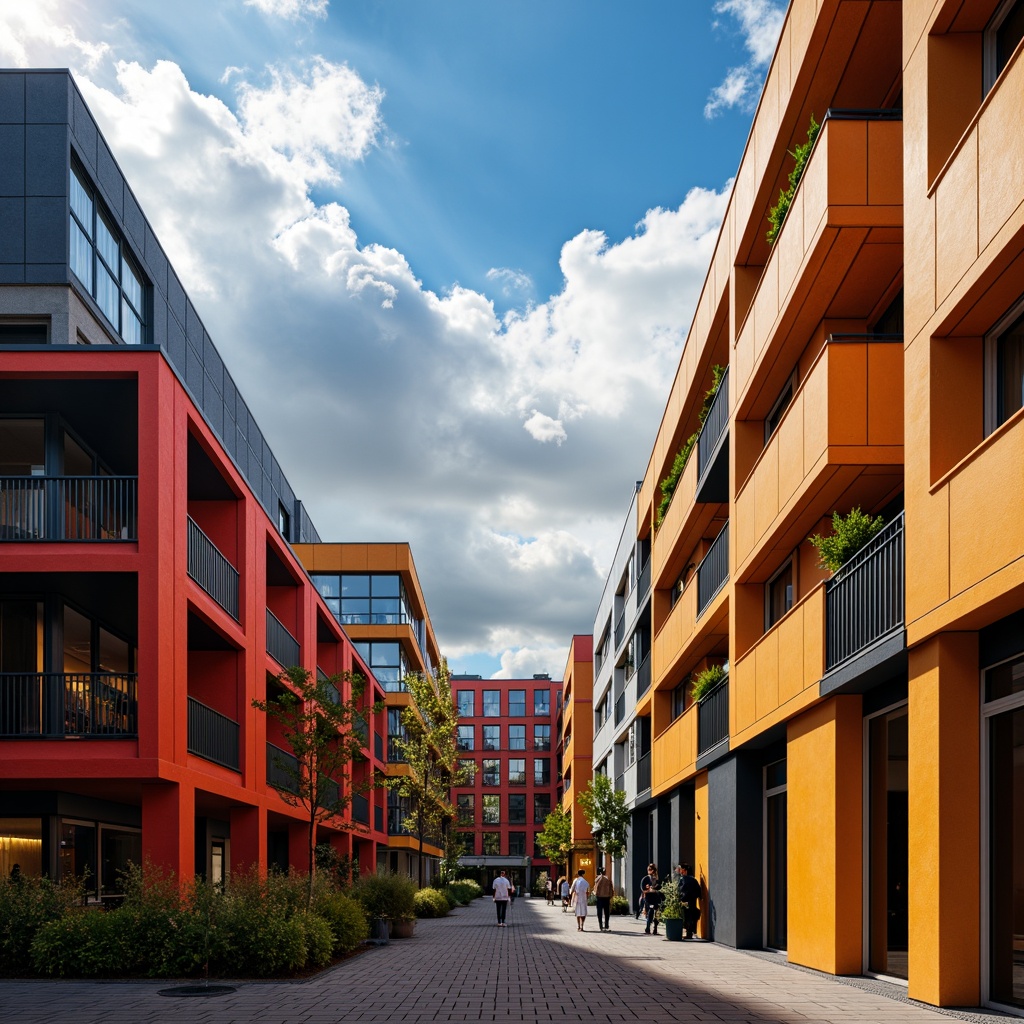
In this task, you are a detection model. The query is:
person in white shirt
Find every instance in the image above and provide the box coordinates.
[569,869,590,931]
[492,869,513,927]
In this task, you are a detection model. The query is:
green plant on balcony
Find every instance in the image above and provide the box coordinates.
[809,507,885,573]
[690,663,725,702]
[656,364,726,526]
[766,113,820,246]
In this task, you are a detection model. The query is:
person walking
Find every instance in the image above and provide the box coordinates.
[559,875,571,911]
[593,867,614,931]
[569,868,590,931]
[492,869,513,927]
[675,863,701,939]
[545,876,554,905]
[641,863,662,935]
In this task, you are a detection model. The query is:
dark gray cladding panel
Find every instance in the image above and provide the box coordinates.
[150,299,167,353]
[166,313,187,371]
[25,196,66,264]
[144,225,168,295]
[0,126,25,195]
[25,124,67,197]
[0,73,26,124]
[96,137,123,219]
[0,198,24,262]
[167,271,186,328]
[122,188,145,251]
[25,263,66,284]
[0,264,26,284]
[202,331,223,396]
[25,72,71,125]
[185,297,204,349]
[71,90,98,171]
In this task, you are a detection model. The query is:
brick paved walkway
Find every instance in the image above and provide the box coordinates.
[0,896,1009,1023]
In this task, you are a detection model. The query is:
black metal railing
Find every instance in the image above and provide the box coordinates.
[266,609,300,668]
[352,793,369,824]
[825,511,905,671]
[637,557,651,600]
[374,732,384,761]
[387,738,406,763]
[697,521,730,616]
[697,365,730,480]
[637,652,651,698]
[0,672,137,736]
[636,752,651,793]
[320,777,340,810]
[187,696,239,770]
[187,516,239,619]
[266,741,299,794]
[697,676,729,756]
[614,691,625,726]
[0,476,137,541]
[614,772,625,793]
[614,611,625,649]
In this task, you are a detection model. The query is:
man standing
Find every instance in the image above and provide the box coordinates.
[675,863,701,939]
[593,867,614,931]
[492,869,513,927]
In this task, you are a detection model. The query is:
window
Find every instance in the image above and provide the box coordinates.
[0,320,48,345]
[457,690,475,716]
[508,794,526,824]
[482,759,500,786]
[387,707,406,762]
[534,757,550,785]
[459,832,475,855]
[533,834,544,860]
[482,725,500,751]
[483,690,500,716]
[766,558,795,630]
[508,831,526,856]
[456,794,474,825]
[354,641,407,691]
[534,724,550,751]
[534,689,550,716]
[482,794,500,824]
[277,503,290,538]
[508,690,526,716]
[69,164,146,344]
[534,793,551,824]
[457,725,474,751]
[508,724,526,750]
[765,371,796,443]
[672,681,688,721]
[508,759,526,785]
[338,574,410,625]
[986,300,1024,433]
[986,0,1024,93]
[482,832,500,855]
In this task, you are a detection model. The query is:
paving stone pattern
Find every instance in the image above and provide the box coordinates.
[0,897,1009,1024]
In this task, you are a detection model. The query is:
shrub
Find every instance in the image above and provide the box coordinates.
[31,910,119,977]
[446,879,482,904]
[0,874,84,977]
[414,887,450,918]
[767,114,820,245]
[350,870,416,921]
[610,895,630,916]
[691,663,726,702]
[531,872,549,898]
[296,912,334,969]
[312,889,369,953]
[809,507,886,574]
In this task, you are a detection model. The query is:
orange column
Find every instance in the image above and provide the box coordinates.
[787,695,863,974]
[907,633,980,1007]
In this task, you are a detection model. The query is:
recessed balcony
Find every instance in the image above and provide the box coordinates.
[266,609,300,668]
[266,741,299,794]
[187,695,239,771]
[187,516,239,620]
[0,672,137,737]
[651,705,697,795]
[696,365,730,504]
[0,476,137,541]
[697,674,730,761]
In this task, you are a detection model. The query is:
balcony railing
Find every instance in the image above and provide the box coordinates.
[614,772,625,793]
[697,676,729,757]
[187,517,239,620]
[697,521,730,616]
[637,652,651,698]
[320,778,340,810]
[187,696,239,770]
[0,672,137,737]
[352,793,369,824]
[697,365,730,479]
[614,691,625,726]
[0,476,137,541]
[375,805,384,832]
[637,557,651,601]
[266,609,300,668]
[825,511,905,671]
[636,752,651,794]
[266,741,299,794]
[374,732,384,761]
[613,611,625,649]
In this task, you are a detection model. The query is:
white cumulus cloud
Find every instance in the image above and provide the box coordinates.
[705,0,785,118]
[244,0,328,20]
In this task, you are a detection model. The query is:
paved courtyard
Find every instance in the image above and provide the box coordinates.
[0,896,1011,1023]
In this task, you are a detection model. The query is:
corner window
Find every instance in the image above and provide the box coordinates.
[69,164,146,344]
[985,300,1024,434]
[766,558,795,630]
[986,0,1024,93]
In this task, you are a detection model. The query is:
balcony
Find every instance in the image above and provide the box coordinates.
[0,476,137,541]
[187,696,239,771]
[0,672,137,737]
[352,793,369,825]
[187,517,239,620]
[266,741,299,794]
[697,522,729,617]
[266,609,300,668]
[697,676,729,759]
[637,556,651,601]
[374,732,384,761]
[636,652,651,699]
[613,610,625,650]
[734,335,903,577]
[636,751,651,795]
[375,805,384,832]
[652,705,697,795]
[826,511,904,671]
[732,112,903,415]
[696,365,730,504]
[614,690,625,727]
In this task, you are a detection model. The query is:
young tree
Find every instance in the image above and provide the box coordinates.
[535,802,575,878]
[253,665,380,903]
[578,773,630,861]
[387,659,475,888]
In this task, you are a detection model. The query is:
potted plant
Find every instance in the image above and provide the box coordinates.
[659,883,686,941]
[808,507,885,573]
[690,663,725,703]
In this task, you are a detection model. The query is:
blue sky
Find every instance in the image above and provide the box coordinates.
[2,0,785,679]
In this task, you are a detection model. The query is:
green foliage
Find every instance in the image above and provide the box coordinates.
[535,803,574,871]
[809,507,886,573]
[531,871,549,898]
[31,910,117,977]
[659,881,685,921]
[444,879,481,905]
[0,873,84,977]
[413,887,450,918]
[610,894,630,916]
[657,365,726,525]
[310,889,369,953]
[577,773,630,859]
[295,912,334,968]
[350,870,416,921]
[766,114,821,245]
[690,663,726,702]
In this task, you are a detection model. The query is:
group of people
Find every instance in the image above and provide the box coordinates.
[636,862,701,938]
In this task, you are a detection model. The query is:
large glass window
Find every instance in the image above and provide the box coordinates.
[534,724,551,751]
[354,641,407,691]
[533,793,551,824]
[482,759,500,786]
[508,794,526,824]
[482,725,500,751]
[482,794,500,824]
[456,725,474,751]
[987,305,1024,432]
[534,688,550,716]
[456,794,474,825]
[508,759,526,785]
[986,0,1024,92]
[508,832,526,856]
[766,560,794,630]
[0,817,43,878]
[508,690,526,716]
[482,832,500,855]
[457,690,474,716]
[534,757,550,785]
[69,164,145,344]
[483,690,500,716]
[508,724,526,750]
[459,832,475,855]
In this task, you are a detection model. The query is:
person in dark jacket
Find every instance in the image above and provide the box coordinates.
[675,863,701,939]
[641,863,662,935]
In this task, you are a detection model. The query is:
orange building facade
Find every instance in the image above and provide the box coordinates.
[596,0,1024,1012]
[559,635,594,878]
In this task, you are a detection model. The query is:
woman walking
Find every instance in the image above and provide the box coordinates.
[569,869,590,931]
